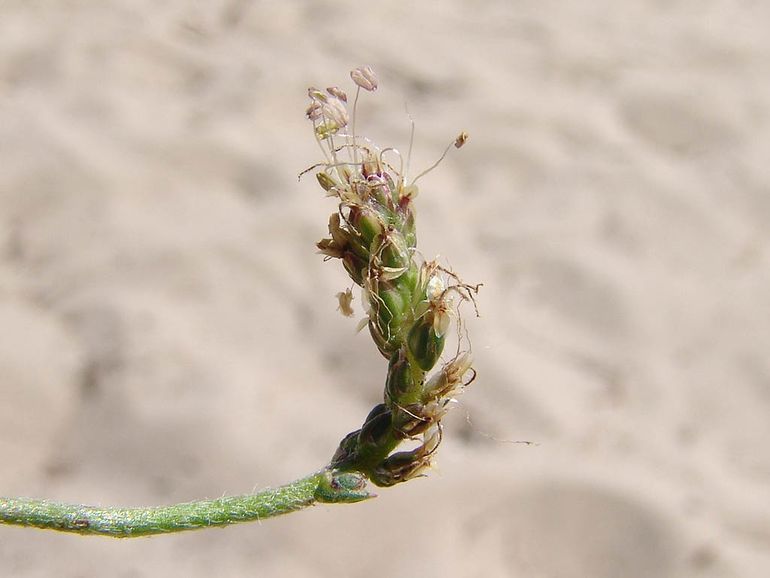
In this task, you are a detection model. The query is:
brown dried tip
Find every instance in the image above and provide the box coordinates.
[454,131,469,149]
[350,66,378,92]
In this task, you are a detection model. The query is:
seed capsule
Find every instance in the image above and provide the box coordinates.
[401,209,417,249]
[330,429,361,469]
[349,205,384,248]
[342,251,367,286]
[358,404,393,448]
[398,262,420,299]
[392,403,432,438]
[316,172,338,192]
[373,227,410,272]
[368,319,394,358]
[407,312,446,371]
[369,453,424,487]
[368,429,440,487]
[385,349,416,402]
[368,279,407,353]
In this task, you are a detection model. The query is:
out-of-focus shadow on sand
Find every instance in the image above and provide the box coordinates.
[2,2,769,577]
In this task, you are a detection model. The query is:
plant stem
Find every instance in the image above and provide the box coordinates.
[0,469,372,538]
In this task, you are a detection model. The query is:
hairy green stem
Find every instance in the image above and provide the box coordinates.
[0,470,372,538]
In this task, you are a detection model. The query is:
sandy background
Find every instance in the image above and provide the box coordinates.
[2,1,770,577]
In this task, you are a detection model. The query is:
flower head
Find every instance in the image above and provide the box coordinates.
[306,67,479,488]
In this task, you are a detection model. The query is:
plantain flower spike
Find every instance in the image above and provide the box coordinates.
[304,66,479,487]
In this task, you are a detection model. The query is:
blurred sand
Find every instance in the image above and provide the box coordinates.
[2,1,770,577]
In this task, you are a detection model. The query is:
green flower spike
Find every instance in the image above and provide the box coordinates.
[309,66,480,487]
